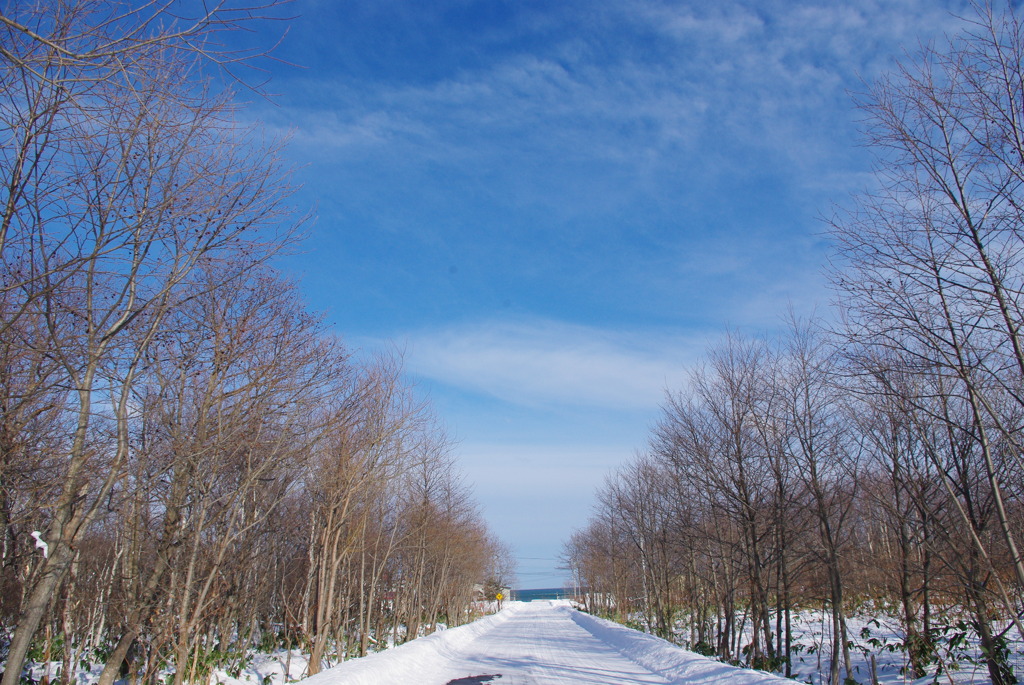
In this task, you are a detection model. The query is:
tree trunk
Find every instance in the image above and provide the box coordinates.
[2,541,73,685]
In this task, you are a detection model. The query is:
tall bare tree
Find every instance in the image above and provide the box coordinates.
[830,0,1024,607]
[0,3,299,682]
[829,5,1024,681]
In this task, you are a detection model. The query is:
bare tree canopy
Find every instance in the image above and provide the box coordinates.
[566,6,1024,685]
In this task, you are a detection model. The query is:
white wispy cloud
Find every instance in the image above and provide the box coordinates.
[266,0,968,206]
[278,54,706,169]
[401,318,704,410]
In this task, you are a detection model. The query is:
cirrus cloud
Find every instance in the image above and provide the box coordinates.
[402,318,704,410]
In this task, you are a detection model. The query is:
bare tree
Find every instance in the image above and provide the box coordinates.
[654,333,780,667]
[828,5,1024,681]
[0,3,300,681]
[848,358,940,678]
[0,0,293,317]
[830,0,1024,609]
[93,268,340,685]
[303,353,427,674]
[779,318,859,684]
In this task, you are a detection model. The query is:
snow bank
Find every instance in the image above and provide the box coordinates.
[299,604,526,685]
[567,607,794,685]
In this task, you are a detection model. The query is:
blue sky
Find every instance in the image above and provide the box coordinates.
[245,0,970,588]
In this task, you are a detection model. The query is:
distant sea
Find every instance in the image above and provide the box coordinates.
[514,587,569,601]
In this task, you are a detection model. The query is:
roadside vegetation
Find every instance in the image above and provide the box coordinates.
[564,4,1024,684]
[0,2,514,684]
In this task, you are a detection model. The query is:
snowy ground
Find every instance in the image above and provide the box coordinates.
[300,600,793,685]
[20,602,1020,685]
[785,607,1018,685]
[667,604,1020,685]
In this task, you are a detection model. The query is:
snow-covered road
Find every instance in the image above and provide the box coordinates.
[302,601,794,685]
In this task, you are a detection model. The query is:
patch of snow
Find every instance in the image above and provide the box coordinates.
[567,608,792,685]
[31,531,48,558]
